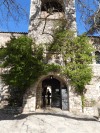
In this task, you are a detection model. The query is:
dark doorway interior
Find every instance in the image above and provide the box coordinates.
[42,78,61,108]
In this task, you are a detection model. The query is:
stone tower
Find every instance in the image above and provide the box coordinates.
[28,0,77,44]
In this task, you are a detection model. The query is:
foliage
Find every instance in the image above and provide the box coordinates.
[1,35,45,89]
[90,98,96,106]
[85,9,100,35]
[7,86,23,107]
[81,96,96,107]
[81,95,87,107]
[85,98,96,107]
[76,0,99,35]
[45,20,96,93]
[41,0,100,35]
[0,0,28,28]
[0,35,58,106]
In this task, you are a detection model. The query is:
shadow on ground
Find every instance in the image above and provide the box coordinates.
[0,109,98,122]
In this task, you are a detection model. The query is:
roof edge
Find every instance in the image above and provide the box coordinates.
[0,31,28,34]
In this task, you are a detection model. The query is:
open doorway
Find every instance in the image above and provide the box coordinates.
[42,77,61,108]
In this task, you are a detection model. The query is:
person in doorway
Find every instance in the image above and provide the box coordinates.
[47,90,51,105]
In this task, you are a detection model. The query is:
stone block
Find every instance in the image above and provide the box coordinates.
[30,107,35,112]
[24,104,28,108]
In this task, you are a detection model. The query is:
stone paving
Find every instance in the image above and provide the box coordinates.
[0,107,100,133]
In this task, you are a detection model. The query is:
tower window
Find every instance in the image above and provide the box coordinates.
[95,51,100,64]
[41,2,64,12]
[0,48,4,64]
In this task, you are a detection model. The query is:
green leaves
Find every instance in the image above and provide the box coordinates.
[0,35,47,91]
[45,20,96,93]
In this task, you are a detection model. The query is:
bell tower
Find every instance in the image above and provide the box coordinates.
[28,0,77,44]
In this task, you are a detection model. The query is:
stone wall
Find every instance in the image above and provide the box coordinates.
[84,107,98,116]
[84,64,100,116]
[69,90,82,113]
[22,83,37,112]
[0,32,27,48]
[85,64,100,102]
[4,106,22,114]
[0,84,10,109]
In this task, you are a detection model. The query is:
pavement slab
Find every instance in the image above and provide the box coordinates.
[0,108,100,133]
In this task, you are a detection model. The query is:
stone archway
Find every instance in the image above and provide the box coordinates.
[36,74,69,110]
[22,73,71,112]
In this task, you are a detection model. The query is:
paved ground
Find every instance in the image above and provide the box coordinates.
[0,107,100,133]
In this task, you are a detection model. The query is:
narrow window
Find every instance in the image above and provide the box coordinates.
[95,51,100,64]
[0,48,3,64]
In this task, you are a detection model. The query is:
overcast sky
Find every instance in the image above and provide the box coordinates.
[0,0,96,35]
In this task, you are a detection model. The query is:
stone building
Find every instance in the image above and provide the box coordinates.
[0,0,100,116]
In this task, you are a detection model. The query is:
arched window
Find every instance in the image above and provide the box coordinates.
[95,51,100,64]
[0,48,3,64]
[41,1,64,12]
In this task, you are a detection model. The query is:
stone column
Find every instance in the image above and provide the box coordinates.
[67,79,82,113]
[23,83,37,112]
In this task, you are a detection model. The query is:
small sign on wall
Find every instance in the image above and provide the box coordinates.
[56,89,59,92]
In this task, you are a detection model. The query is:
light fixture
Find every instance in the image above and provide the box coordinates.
[50,75,53,79]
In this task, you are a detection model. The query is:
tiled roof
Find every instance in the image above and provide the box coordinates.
[0,31,28,34]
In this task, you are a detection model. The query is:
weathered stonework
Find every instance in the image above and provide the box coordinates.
[0,34,100,116]
[22,82,37,112]
[0,0,100,117]
[4,106,22,114]
[28,0,77,44]
[0,32,27,48]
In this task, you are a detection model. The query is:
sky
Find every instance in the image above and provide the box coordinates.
[0,0,98,35]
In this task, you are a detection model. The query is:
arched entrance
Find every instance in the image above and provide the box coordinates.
[36,75,68,110]
[22,73,71,113]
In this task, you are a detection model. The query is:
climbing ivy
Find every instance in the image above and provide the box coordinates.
[45,19,96,94]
